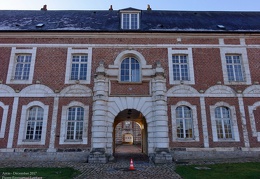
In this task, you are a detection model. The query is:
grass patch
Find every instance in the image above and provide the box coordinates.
[0,167,80,179]
[176,162,260,179]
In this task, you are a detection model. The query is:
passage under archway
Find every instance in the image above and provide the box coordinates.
[113,109,147,154]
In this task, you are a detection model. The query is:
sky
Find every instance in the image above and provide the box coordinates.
[0,0,260,11]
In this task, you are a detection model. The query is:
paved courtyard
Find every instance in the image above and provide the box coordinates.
[0,145,182,179]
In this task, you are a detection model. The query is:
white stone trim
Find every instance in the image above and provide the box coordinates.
[0,102,9,138]
[1,42,260,49]
[238,96,250,147]
[168,48,195,85]
[167,85,199,97]
[243,85,260,97]
[220,47,251,85]
[17,101,49,145]
[7,97,19,149]
[210,102,240,142]
[20,84,54,97]
[6,47,37,84]
[60,84,92,97]
[204,85,236,97]
[171,101,199,142]
[105,97,156,154]
[65,47,92,84]
[200,97,209,147]
[248,101,260,142]
[0,84,15,97]
[59,101,89,145]
[111,50,151,68]
[47,97,59,152]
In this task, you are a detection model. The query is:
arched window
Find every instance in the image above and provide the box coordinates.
[215,106,233,139]
[176,106,193,139]
[26,106,44,140]
[66,106,84,140]
[120,57,140,82]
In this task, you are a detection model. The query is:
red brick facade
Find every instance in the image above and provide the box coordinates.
[0,32,260,161]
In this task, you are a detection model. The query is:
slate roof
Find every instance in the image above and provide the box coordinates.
[0,8,259,33]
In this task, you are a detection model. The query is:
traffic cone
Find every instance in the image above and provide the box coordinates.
[129,158,135,170]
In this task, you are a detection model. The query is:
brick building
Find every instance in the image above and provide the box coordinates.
[0,6,260,163]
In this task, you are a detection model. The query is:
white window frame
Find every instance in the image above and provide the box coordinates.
[60,101,89,144]
[171,101,199,142]
[210,102,240,142]
[0,101,9,138]
[220,47,251,85]
[120,57,141,82]
[121,12,140,29]
[6,47,37,84]
[18,101,49,145]
[65,48,92,84]
[168,48,195,85]
[248,101,260,142]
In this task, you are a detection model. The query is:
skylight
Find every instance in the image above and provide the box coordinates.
[36,23,44,28]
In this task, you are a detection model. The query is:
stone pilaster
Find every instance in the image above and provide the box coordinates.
[89,61,109,163]
[151,62,172,163]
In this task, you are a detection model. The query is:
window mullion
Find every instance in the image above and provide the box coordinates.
[231,56,237,81]
[182,107,186,137]
[129,58,132,81]
[33,107,38,140]
[129,14,131,29]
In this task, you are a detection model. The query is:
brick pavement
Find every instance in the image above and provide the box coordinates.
[0,145,182,179]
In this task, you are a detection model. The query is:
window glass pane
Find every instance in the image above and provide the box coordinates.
[215,106,233,139]
[14,55,31,80]
[66,107,84,140]
[71,55,88,80]
[26,106,43,140]
[120,57,140,82]
[123,14,129,29]
[226,55,244,82]
[172,55,189,81]
[131,14,138,29]
[176,106,193,139]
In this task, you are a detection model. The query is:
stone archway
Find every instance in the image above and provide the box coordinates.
[89,61,172,163]
[113,109,148,155]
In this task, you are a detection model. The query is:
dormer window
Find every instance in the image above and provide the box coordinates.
[122,13,139,29]
[120,8,141,30]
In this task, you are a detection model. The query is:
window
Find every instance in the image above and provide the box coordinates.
[220,47,251,85]
[14,54,32,80]
[6,47,37,84]
[66,107,84,140]
[176,106,193,139]
[0,101,9,138]
[65,48,92,84]
[210,102,240,142]
[120,57,140,82]
[168,48,195,85]
[25,106,44,140]
[18,101,49,145]
[71,55,88,80]
[171,101,199,142]
[215,106,233,139]
[121,13,139,29]
[60,101,89,144]
[172,55,189,81]
[226,55,244,82]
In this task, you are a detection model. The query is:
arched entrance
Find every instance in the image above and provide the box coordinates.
[113,109,148,155]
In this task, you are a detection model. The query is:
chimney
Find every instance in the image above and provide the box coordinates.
[41,5,47,11]
[109,5,113,11]
[147,4,152,11]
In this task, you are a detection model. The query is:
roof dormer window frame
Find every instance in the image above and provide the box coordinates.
[120,10,141,30]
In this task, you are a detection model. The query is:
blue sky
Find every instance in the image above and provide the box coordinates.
[1,0,260,11]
